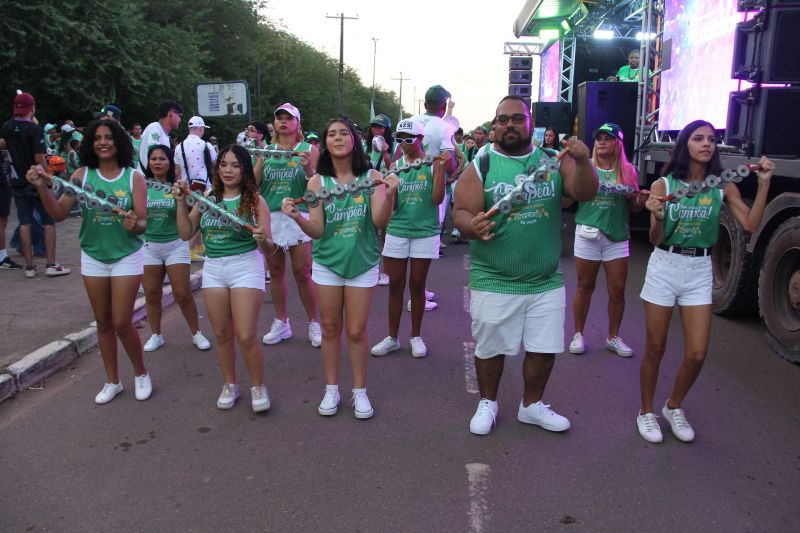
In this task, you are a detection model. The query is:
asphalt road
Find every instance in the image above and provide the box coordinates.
[1,223,799,532]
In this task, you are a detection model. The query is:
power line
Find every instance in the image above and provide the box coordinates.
[326,13,359,115]
[391,72,411,123]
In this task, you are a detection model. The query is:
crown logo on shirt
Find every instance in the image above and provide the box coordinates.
[699,196,713,206]
[354,195,365,204]
[114,189,127,198]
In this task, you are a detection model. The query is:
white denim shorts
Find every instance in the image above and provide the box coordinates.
[470,286,566,358]
[143,238,190,266]
[573,224,630,262]
[202,249,265,291]
[640,247,712,307]
[311,261,379,288]
[271,211,311,249]
[382,233,440,260]
[81,248,144,277]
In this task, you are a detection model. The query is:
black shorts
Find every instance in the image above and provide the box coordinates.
[0,180,11,218]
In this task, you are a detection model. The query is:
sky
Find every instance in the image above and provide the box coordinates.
[261,0,541,132]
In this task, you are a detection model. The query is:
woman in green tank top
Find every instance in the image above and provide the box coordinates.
[174,145,273,413]
[141,144,210,354]
[564,123,643,357]
[282,117,400,420]
[27,120,152,405]
[637,120,774,444]
[253,103,322,349]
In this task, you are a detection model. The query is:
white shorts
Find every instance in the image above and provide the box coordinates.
[271,211,311,249]
[81,248,144,277]
[382,234,440,260]
[143,238,190,266]
[312,261,379,288]
[470,287,566,358]
[202,249,265,291]
[640,247,712,307]
[573,224,630,262]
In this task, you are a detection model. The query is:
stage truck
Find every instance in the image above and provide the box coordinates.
[513,0,800,362]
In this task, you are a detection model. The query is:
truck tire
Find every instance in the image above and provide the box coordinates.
[712,204,759,316]
[758,216,800,363]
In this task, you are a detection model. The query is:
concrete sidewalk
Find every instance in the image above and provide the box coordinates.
[0,205,202,401]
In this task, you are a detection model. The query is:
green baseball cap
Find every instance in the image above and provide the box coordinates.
[424,85,450,105]
[370,114,391,128]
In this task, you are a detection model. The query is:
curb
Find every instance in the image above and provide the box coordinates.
[0,270,203,403]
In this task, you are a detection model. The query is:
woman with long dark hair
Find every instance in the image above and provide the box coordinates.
[254,103,321,348]
[542,127,561,153]
[141,144,210,353]
[175,145,273,412]
[281,116,399,419]
[365,114,394,173]
[636,120,773,443]
[566,123,642,357]
[27,120,151,404]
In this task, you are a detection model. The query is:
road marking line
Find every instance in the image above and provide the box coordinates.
[466,462,492,533]
[463,341,479,394]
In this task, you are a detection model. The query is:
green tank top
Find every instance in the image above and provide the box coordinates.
[386,158,440,238]
[312,174,380,278]
[661,174,722,249]
[200,195,257,258]
[79,167,143,263]
[260,141,311,213]
[469,146,564,294]
[144,181,179,243]
[370,150,386,172]
[67,150,80,174]
[575,168,630,242]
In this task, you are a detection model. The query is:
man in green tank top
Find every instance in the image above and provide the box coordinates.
[453,95,599,436]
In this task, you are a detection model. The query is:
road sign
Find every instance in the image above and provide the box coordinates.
[195,81,250,118]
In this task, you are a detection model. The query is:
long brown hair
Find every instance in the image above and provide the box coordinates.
[210,145,259,221]
[592,136,638,189]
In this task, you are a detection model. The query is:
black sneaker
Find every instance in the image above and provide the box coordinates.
[0,257,23,270]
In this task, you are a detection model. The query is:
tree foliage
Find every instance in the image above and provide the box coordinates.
[0,0,399,142]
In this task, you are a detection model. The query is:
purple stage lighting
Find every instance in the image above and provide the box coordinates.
[539,41,561,103]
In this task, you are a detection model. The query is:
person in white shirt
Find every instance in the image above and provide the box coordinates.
[174,116,217,190]
[139,100,182,170]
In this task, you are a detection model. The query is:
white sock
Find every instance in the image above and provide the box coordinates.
[0,249,7,261]
[325,384,339,392]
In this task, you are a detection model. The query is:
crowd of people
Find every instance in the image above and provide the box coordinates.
[0,85,774,445]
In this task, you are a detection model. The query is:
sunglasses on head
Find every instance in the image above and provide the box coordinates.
[495,113,528,125]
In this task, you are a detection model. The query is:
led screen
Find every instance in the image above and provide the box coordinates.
[539,41,561,103]
[660,0,751,131]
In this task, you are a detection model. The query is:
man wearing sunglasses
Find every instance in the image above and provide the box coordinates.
[138,100,182,171]
[454,95,598,436]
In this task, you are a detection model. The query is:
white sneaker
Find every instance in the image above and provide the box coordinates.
[262,318,292,345]
[134,373,152,401]
[371,336,401,356]
[95,382,123,404]
[308,320,322,348]
[377,273,390,286]
[251,385,270,412]
[469,399,498,435]
[636,411,663,443]
[318,385,340,416]
[425,289,436,300]
[45,263,71,276]
[409,336,428,358]
[216,383,240,410]
[517,401,571,432]
[568,332,585,354]
[192,331,211,350]
[406,299,438,312]
[143,334,164,352]
[606,336,634,357]
[661,401,695,442]
[352,388,374,419]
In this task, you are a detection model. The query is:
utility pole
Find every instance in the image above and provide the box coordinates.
[326,13,359,115]
[370,38,379,116]
[391,72,410,123]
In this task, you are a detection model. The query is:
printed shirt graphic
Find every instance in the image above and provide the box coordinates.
[260,141,311,212]
[386,158,439,238]
[139,122,168,170]
[661,174,722,249]
[199,196,257,258]
[312,174,380,278]
[575,168,630,242]
[144,182,179,243]
[79,167,143,263]
[470,146,564,295]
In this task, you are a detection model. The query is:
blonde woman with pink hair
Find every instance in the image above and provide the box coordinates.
[565,122,643,357]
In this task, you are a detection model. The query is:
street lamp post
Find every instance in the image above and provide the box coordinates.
[370,37,378,117]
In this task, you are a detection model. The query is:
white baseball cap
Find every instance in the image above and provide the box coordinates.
[393,118,424,137]
[187,116,210,129]
[275,103,301,120]
[61,124,75,133]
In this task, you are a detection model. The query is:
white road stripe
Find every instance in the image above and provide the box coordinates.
[466,462,492,533]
